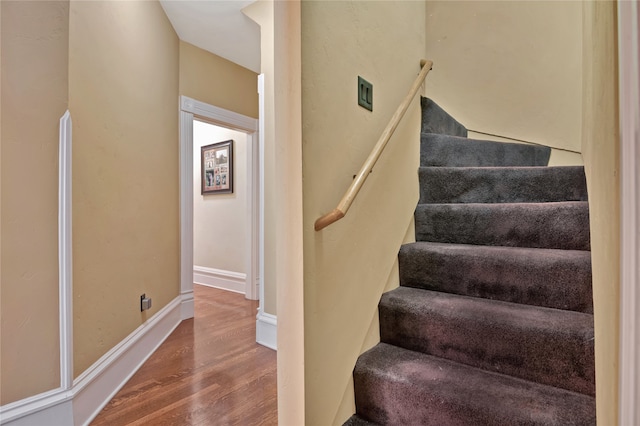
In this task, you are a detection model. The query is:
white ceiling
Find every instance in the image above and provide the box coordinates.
[160,0,260,73]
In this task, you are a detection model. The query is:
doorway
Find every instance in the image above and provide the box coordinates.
[192,120,251,294]
[179,96,261,327]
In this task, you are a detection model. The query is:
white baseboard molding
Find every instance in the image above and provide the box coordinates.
[194,266,246,294]
[0,388,72,426]
[0,295,188,426]
[72,296,182,425]
[256,312,277,351]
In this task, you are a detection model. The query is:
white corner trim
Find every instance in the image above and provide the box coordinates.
[72,296,182,425]
[0,296,185,426]
[194,266,246,294]
[618,1,640,424]
[58,110,73,391]
[180,109,195,312]
[0,110,77,425]
[0,388,72,425]
[180,96,258,133]
[256,312,277,351]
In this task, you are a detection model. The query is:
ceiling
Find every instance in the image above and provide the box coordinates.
[159,0,260,73]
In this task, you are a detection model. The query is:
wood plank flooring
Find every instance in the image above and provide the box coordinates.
[91,285,277,426]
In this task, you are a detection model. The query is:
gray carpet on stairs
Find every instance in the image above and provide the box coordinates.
[419,166,588,204]
[379,286,595,396]
[346,97,595,426]
[415,201,591,251]
[353,343,596,426]
[421,133,551,167]
[420,97,468,137]
[399,242,593,313]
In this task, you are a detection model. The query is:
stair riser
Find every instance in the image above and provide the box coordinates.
[419,166,588,204]
[421,133,551,167]
[415,202,591,250]
[353,343,596,426]
[399,243,593,313]
[379,290,595,395]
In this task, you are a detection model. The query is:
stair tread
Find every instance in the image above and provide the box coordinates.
[380,287,595,395]
[418,165,588,204]
[402,240,592,259]
[418,200,589,207]
[398,241,593,313]
[383,286,593,337]
[354,342,595,426]
[421,133,551,167]
[415,201,591,251]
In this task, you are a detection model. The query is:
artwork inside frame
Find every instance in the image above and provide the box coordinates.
[201,140,233,194]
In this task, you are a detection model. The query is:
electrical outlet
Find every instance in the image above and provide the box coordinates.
[140,294,152,311]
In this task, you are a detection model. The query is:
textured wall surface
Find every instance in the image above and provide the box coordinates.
[425,1,583,158]
[301,1,426,424]
[1,0,69,404]
[69,0,180,377]
[179,41,258,119]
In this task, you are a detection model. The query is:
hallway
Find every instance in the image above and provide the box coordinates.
[91,285,277,425]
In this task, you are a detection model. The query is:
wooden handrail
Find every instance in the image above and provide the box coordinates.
[314,59,433,231]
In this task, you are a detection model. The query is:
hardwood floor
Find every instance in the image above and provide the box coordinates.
[91,285,277,426]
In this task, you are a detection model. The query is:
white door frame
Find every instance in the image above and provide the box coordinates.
[179,96,260,320]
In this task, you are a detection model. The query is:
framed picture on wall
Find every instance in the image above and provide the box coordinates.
[201,140,233,194]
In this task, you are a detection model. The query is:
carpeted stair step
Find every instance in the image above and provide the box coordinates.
[420,97,468,137]
[415,201,590,250]
[398,241,593,313]
[421,133,551,167]
[419,166,588,204]
[379,287,595,396]
[352,342,596,426]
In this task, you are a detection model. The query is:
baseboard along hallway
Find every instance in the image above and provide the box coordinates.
[90,285,277,425]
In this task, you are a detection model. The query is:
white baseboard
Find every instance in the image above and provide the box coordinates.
[73,296,182,425]
[0,295,188,426]
[0,388,72,426]
[194,266,246,294]
[256,312,277,351]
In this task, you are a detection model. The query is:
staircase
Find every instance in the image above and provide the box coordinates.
[345,98,596,425]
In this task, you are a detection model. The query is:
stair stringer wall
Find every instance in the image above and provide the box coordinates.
[300,2,427,425]
[331,219,416,426]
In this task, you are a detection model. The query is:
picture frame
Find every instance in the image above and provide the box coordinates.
[201,140,233,194]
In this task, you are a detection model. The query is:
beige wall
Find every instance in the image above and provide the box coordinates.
[193,121,247,274]
[425,1,583,158]
[68,0,180,377]
[179,41,258,120]
[301,1,426,424]
[581,2,620,425]
[1,0,260,411]
[0,0,69,404]
[244,1,305,424]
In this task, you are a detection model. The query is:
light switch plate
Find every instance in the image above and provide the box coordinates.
[358,76,373,111]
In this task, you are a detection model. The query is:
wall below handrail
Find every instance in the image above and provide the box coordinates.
[314,59,433,231]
